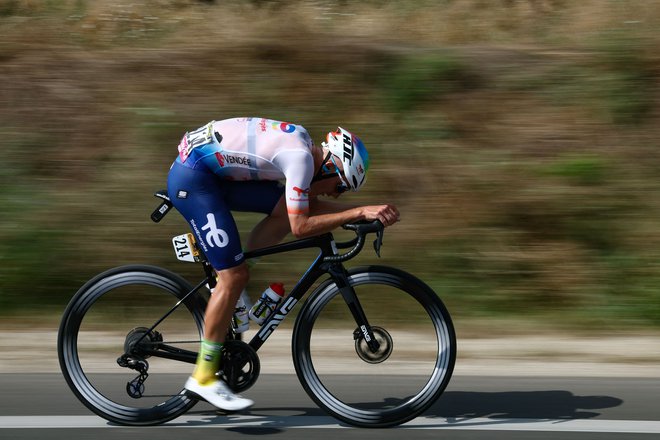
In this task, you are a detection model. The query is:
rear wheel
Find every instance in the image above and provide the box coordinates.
[292,266,456,428]
[58,265,206,425]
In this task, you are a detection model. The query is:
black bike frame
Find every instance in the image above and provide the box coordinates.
[140,231,379,363]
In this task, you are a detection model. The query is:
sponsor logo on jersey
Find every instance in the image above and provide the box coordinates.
[190,219,208,253]
[201,213,229,248]
[292,186,310,197]
[274,122,296,133]
[215,152,225,167]
[289,186,310,203]
[215,152,253,168]
[258,119,296,134]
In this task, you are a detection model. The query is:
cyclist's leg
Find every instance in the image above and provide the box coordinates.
[246,197,290,250]
[221,179,290,250]
[167,162,253,410]
[167,162,246,269]
[167,163,248,334]
[168,170,286,334]
[204,262,248,342]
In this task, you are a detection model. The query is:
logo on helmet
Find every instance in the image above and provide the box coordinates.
[342,133,354,165]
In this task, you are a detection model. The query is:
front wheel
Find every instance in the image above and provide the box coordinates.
[58,265,206,425]
[292,266,456,428]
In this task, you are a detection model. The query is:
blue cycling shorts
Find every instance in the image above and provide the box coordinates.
[167,161,284,270]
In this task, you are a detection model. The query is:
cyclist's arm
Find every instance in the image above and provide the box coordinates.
[274,150,398,238]
[249,194,398,245]
[289,199,398,238]
[309,198,359,214]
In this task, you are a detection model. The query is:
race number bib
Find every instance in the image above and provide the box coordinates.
[178,121,215,162]
[172,233,201,262]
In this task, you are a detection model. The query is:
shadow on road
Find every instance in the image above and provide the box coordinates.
[430,389,623,420]
[175,388,623,432]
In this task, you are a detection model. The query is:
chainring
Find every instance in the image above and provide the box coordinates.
[219,340,260,393]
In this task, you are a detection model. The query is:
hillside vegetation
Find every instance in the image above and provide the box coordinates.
[2,0,660,332]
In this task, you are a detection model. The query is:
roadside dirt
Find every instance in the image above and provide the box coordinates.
[2,329,658,377]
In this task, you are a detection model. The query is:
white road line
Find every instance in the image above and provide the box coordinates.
[1,415,660,433]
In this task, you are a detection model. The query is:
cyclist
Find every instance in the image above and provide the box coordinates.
[167,117,400,411]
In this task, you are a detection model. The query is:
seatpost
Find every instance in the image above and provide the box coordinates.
[203,261,217,289]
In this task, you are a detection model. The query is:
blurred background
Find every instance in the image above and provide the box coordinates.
[1,0,660,336]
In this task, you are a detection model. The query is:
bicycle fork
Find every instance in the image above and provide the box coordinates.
[327,265,381,354]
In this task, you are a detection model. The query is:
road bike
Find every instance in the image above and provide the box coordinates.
[58,191,456,428]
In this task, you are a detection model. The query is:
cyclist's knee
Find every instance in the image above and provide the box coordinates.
[217,262,249,288]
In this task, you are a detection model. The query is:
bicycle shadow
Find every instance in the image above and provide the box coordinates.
[179,404,329,433]
[427,389,623,422]
[173,389,623,432]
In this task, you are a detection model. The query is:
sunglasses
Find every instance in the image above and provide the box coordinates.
[335,181,349,194]
[312,152,350,194]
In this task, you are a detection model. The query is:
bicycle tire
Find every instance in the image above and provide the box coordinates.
[292,265,456,428]
[58,265,206,426]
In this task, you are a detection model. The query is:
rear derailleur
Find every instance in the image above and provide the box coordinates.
[116,326,162,399]
[117,354,150,399]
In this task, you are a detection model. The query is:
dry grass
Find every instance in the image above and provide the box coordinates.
[1,0,660,332]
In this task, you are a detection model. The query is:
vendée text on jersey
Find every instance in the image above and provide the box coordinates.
[215,152,254,168]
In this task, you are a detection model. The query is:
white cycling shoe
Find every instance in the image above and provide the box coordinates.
[184,377,254,411]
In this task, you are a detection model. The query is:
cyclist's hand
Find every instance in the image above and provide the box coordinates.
[361,204,400,227]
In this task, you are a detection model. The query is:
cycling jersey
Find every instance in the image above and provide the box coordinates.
[176,117,315,216]
[168,117,315,270]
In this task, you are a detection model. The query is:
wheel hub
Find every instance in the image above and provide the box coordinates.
[123,327,162,358]
[354,326,393,364]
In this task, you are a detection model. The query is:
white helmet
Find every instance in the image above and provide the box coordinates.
[322,127,369,191]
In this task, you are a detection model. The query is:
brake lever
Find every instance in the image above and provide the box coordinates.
[373,229,384,258]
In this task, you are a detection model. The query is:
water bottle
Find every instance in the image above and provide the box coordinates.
[249,283,285,325]
[233,289,252,333]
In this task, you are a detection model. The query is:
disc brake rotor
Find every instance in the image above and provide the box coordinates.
[355,326,393,364]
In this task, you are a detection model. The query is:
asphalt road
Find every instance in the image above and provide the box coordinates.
[1,373,659,440]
